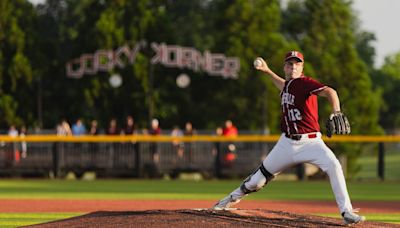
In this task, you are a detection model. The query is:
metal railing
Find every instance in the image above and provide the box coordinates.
[0,135,399,179]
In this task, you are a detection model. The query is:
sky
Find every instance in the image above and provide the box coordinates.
[352,0,400,67]
[29,0,400,68]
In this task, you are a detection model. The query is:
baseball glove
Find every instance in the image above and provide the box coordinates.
[325,112,351,137]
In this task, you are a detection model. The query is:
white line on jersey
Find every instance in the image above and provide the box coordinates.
[284,116,290,135]
[284,79,296,134]
[310,86,327,95]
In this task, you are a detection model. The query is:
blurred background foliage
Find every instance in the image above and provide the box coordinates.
[3,0,400,177]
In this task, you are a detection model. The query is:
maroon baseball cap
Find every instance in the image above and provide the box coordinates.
[285,51,304,62]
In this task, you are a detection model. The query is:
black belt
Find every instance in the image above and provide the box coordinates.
[285,133,317,141]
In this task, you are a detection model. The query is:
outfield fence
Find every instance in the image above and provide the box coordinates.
[0,134,399,180]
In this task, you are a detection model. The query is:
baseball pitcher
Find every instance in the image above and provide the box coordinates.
[213,51,365,225]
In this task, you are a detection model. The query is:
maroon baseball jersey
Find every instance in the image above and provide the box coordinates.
[280,76,327,135]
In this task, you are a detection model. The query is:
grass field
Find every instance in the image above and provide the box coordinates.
[0,213,81,227]
[1,179,400,201]
[355,148,400,180]
[0,179,399,227]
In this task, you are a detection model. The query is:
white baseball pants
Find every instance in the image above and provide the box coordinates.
[229,133,353,213]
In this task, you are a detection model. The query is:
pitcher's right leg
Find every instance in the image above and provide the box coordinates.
[213,135,292,210]
[213,163,274,210]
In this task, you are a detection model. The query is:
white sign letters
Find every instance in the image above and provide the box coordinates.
[66,41,240,79]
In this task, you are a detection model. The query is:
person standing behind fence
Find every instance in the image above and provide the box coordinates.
[184,122,197,163]
[222,120,238,168]
[54,119,71,175]
[8,125,19,164]
[213,127,224,177]
[222,120,238,136]
[106,118,119,135]
[57,119,72,136]
[106,118,120,168]
[171,125,184,160]
[19,126,28,159]
[71,118,86,151]
[72,118,86,136]
[122,116,138,163]
[8,125,18,137]
[122,116,136,135]
[88,120,99,161]
[184,122,196,136]
[149,118,161,164]
[106,118,120,146]
[89,120,99,135]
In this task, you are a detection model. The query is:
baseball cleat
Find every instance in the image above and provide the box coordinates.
[212,195,241,210]
[341,209,366,225]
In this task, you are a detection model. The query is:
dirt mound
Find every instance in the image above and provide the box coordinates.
[25,209,396,228]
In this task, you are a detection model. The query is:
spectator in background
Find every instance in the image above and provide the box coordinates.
[89,120,99,135]
[216,127,223,136]
[149,118,161,164]
[213,127,224,177]
[149,118,161,135]
[171,125,184,159]
[106,118,120,163]
[223,120,238,137]
[71,118,86,152]
[54,120,72,171]
[57,119,72,136]
[8,125,20,164]
[8,125,18,137]
[122,116,138,159]
[122,116,136,135]
[88,120,99,158]
[184,122,196,136]
[222,120,238,168]
[106,118,121,164]
[184,122,196,163]
[19,126,28,159]
[106,118,119,135]
[72,118,86,136]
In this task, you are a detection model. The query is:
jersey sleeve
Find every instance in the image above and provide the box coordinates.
[303,77,327,95]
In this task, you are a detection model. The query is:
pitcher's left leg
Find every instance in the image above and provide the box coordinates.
[298,139,353,213]
[305,140,366,224]
[324,154,353,213]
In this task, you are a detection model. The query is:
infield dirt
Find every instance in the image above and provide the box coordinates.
[26,209,397,228]
[2,199,397,227]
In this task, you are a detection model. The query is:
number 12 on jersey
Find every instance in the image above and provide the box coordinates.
[288,108,302,121]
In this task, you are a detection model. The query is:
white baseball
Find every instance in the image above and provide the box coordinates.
[253,58,262,68]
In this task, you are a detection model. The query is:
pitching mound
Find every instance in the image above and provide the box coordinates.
[27,209,394,228]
